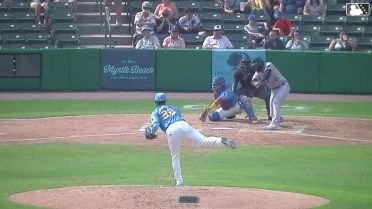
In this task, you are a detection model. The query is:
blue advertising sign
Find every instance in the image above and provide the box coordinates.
[211,49,266,87]
[101,49,156,90]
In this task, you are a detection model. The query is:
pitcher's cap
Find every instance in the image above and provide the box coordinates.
[154,93,166,102]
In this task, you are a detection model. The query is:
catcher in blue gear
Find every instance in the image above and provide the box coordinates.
[199,76,258,123]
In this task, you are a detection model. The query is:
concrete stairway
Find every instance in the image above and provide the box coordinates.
[76,0,133,48]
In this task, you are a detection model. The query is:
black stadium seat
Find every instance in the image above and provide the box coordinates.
[324,15,346,26]
[301,15,324,25]
[320,25,343,36]
[199,12,222,24]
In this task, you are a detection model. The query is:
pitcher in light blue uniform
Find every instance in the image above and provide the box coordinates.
[147,92,236,186]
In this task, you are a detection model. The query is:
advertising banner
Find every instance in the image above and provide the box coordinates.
[101,49,156,90]
[211,49,266,87]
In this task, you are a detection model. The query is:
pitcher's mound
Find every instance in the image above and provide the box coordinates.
[10,185,328,209]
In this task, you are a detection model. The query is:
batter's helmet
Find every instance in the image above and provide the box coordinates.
[251,57,265,72]
[212,76,225,93]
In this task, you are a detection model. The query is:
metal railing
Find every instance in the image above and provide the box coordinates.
[104,6,113,48]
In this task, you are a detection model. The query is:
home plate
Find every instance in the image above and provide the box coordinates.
[211,127,234,130]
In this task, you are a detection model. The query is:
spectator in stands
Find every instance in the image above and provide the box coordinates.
[2,0,12,3]
[328,30,357,52]
[132,1,156,47]
[244,14,268,49]
[177,8,207,37]
[279,0,305,14]
[135,25,161,49]
[162,26,185,48]
[224,0,251,14]
[155,8,176,34]
[272,11,293,36]
[154,0,179,24]
[30,0,49,26]
[251,0,272,15]
[202,25,234,49]
[263,30,286,49]
[303,0,326,16]
[286,31,309,50]
[104,0,123,26]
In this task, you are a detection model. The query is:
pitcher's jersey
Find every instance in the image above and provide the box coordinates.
[151,105,184,132]
[252,62,287,90]
[214,86,239,110]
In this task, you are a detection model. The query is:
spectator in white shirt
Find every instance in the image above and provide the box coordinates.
[135,25,161,49]
[177,8,207,36]
[202,25,234,49]
[132,1,156,47]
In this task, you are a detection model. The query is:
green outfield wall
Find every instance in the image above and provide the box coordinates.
[156,49,212,91]
[0,49,371,94]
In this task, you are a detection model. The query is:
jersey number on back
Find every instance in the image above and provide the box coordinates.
[161,108,176,120]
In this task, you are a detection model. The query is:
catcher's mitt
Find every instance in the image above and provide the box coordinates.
[199,106,209,122]
[144,127,157,140]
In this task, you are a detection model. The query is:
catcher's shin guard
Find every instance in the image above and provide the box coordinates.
[244,106,257,122]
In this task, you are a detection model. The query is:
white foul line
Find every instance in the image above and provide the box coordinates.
[0,133,136,143]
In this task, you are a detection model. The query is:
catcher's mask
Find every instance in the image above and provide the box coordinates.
[251,57,265,72]
[212,76,225,93]
[239,58,251,73]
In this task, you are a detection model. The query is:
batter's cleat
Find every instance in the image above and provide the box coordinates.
[226,115,236,119]
[268,116,272,120]
[250,119,258,124]
[263,124,280,130]
[221,137,236,149]
[176,183,184,187]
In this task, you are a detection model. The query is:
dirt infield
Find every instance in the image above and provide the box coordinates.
[2,92,372,209]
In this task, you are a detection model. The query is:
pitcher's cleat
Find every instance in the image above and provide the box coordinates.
[221,137,236,149]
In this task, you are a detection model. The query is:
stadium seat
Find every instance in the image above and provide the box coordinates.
[25,33,50,45]
[202,22,216,34]
[324,15,346,26]
[278,36,289,44]
[301,35,311,44]
[326,4,347,16]
[181,34,205,45]
[7,2,29,13]
[309,46,329,51]
[19,22,43,34]
[320,25,343,36]
[221,13,246,24]
[322,0,337,5]
[0,23,20,34]
[344,25,365,37]
[1,44,28,49]
[299,25,321,36]
[184,44,202,49]
[346,16,369,26]
[55,34,80,48]
[301,15,324,25]
[364,26,372,37]
[222,23,244,35]
[0,2,8,12]
[175,1,200,13]
[13,12,35,23]
[28,44,55,49]
[2,33,26,45]
[356,37,372,49]
[231,41,250,49]
[0,12,13,23]
[227,34,250,42]
[199,2,223,13]
[47,2,73,14]
[309,35,333,47]
[255,14,269,23]
[49,12,76,24]
[285,14,302,26]
[51,23,78,37]
[199,12,222,24]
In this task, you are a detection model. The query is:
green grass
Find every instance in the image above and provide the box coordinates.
[0,99,372,209]
[0,99,372,119]
[1,144,372,209]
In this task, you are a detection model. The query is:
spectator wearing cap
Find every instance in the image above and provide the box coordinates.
[224,0,251,14]
[244,14,268,49]
[272,11,293,36]
[263,30,286,50]
[132,1,156,47]
[135,25,161,49]
[177,8,207,37]
[202,25,234,49]
[162,26,185,48]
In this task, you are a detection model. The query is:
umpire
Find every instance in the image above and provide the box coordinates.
[232,58,271,120]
